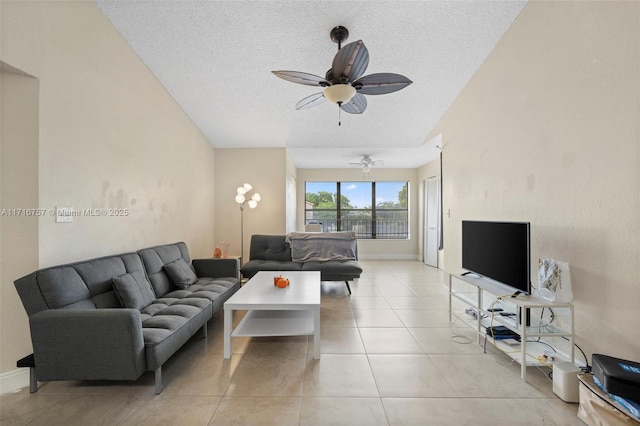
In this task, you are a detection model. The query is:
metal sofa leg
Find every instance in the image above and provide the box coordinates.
[154,367,162,395]
[202,321,208,338]
[345,280,351,295]
[29,367,37,393]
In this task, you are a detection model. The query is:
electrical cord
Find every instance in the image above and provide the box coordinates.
[484,294,523,354]
[449,310,474,345]
[485,295,561,376]
[542,308,590,371]
[459,292,587,377]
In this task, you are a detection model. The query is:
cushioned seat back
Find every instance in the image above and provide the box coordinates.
[249,235,293,262]
[137,242,193,297]
[14,253,145,317]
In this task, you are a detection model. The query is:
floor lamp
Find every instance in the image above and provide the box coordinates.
[235,183,260,265]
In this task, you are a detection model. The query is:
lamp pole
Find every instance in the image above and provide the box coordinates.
[239,204,245,266]
[235,183,260,266]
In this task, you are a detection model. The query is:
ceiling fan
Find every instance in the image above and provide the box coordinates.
[348,155,384,172]
[272,26,412,125]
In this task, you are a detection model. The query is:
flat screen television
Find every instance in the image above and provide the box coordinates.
[462,220,531,295]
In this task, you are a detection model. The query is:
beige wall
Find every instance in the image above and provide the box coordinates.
[1,0,217,378]
[0,68,40,375]
[214,148,288,262]
[297,168,419,259]
[285,150,298,233]
[431,1,639,359]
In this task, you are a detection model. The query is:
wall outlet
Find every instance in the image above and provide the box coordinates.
[56,207,73,223]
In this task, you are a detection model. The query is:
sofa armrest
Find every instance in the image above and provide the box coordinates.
[192,258,239,279]
[29,309,145,381]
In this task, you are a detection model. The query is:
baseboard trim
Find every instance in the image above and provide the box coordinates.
[0,367,30,395]
[358,254,421,261]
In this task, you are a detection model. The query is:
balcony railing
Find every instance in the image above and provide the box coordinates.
[305,218,408,239]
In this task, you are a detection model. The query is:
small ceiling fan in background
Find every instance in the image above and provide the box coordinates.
[272,26,412,125]
[349,155,384,173]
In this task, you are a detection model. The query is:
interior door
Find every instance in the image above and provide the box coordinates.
[424,177,440,267]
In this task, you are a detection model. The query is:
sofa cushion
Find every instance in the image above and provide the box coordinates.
[112,271,156,310]
[301,260,363,280]
[140,298,212,370]
[138,242,193,297]
[248,235,293,262]
[137,276,241,370]
[241,259,303,279]
[163,258,198,289]
[23,253,147,313]
[156,277,240,313]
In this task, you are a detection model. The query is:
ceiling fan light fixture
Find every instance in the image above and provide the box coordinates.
[323,84,356,104]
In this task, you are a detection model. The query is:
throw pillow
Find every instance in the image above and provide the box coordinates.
[112,271,156,310]
[163,258,197,289]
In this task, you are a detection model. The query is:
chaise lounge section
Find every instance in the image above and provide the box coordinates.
[14,242,240,394]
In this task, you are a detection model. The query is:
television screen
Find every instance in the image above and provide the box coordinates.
[462,221,531,294]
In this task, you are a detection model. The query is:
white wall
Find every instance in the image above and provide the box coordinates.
[1,1,217,382]
[417,157,442,264]
[297,168,419,259]
[430,1,639,360]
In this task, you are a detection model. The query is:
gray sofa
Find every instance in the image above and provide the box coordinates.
[240,234,362,293]
[14,242,240,394]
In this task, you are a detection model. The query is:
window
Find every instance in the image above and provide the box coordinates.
[305,181,409,239]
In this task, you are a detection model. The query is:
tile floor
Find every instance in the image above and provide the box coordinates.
[0,260,583,425]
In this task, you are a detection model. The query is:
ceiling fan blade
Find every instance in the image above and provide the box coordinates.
[272,71,329,87]
[353,73,413,95]
[295,92,326,110]
[340,93,367,114]
[332,40,369,82]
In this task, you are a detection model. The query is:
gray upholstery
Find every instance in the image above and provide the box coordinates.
[30,309,145,381]
[112,271,156,309]
[301,260,363,281]
[138,243,240,372]
[14,242,240,394]
[16,253,144,316]
[163,258,198,289]
[138,243,192,297]
[241,260,303,277]
[240,235,362,283]
[248,234,294,262]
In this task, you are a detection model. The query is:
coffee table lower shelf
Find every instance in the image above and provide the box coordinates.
[232,310,315,337]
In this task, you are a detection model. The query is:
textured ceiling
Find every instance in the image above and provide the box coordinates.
[95,0,527,169]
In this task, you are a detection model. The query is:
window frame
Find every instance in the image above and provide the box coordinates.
[304,181,409,240]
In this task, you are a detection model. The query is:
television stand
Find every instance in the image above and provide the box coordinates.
[448,273,575,381]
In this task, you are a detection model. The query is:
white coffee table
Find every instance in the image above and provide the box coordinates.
[223,270,321,359]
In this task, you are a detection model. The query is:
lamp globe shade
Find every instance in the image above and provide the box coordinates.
[323,84,356,104]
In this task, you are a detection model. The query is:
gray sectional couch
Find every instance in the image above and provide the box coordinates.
[14,242,240,394]
[240,234,362,293]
